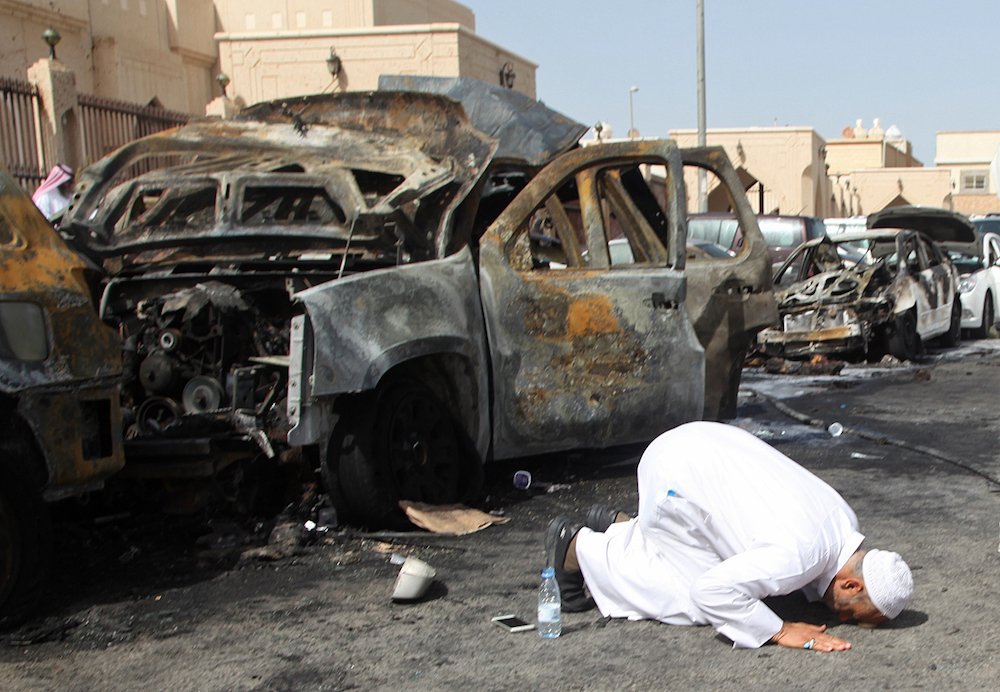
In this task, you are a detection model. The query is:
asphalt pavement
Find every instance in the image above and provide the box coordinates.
[2,341,999,690]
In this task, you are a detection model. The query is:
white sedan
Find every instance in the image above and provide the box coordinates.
[947,228,1000,338]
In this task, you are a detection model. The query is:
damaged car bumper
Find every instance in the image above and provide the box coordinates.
[758,306,867,359]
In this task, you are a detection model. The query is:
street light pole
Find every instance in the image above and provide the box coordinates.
[696,0,707,211]
[628,86,639,139]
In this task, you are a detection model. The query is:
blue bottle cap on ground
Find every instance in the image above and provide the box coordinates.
[541,566,555,578]
[513,470,532,490]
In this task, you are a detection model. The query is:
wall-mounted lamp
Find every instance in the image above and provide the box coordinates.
[42,27,61,60]
[326,48,342,78]
[499,62,515,89]
[216,73,231,97]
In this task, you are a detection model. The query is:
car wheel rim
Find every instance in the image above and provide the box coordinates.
[384,388,462,504]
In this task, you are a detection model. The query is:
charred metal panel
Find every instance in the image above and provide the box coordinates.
[17,386,124,498]
[65,92,498,263]
[479,141,704,458]
[869,206,976,243]
[377,76,588,166]
[679,147,778,420]
[0,167,125,492]
[292,246,490,459]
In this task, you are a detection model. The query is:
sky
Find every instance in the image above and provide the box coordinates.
[461,0,1000,164]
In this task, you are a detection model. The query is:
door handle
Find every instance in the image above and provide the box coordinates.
[651,292,678,309]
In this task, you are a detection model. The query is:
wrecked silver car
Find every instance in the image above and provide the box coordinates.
[0,167,124,624]
[759,206,972,361]
[62,83,771,526]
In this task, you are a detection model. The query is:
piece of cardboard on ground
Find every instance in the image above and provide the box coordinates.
[400,501,509,535]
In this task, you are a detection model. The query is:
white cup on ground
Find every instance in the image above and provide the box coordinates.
[391,556,436,601]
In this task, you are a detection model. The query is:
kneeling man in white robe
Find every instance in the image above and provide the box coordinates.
[546,422,913,652]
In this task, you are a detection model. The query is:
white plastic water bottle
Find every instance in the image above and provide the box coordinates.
[538,566,561,638]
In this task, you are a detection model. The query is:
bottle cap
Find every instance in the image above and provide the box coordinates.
[541,566,555,578]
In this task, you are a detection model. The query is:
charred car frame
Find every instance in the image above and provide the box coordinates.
[759,206,972,361]
[61,80,775,526]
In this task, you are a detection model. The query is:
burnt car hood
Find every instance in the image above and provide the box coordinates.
[63,91,498,265]
[776,264,881,308]
[0,167,121,392]
[378,75,588,167]
[868,206,975,244]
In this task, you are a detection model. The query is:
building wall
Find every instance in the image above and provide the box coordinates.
[952,193,1000,215]
[213,0,474,33]
[0,0,94,92]
[456,31,535,96]
[216,25,536,106]
[935,131,1000,167]
[372,0,474,29]
[0,0,217,112]
[1,0,530,114]
[842,168,953,213]
[215,20,535,105]
[826,138,921,176]
[670,127,832,216]
[935,131,1000,210]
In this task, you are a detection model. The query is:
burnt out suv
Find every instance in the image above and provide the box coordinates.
[62,80,775,526]
[0,168,124,624]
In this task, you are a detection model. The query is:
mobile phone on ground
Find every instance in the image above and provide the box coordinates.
[491,614,535,632]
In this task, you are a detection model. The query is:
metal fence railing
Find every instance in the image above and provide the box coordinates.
[0,79,193,193]
[0,76,46,192]
[78,93,190,165]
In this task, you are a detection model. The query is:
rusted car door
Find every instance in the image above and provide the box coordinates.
[478,141,705,459]
[679,148,778,420]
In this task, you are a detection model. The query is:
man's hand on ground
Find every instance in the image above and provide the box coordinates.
[770,622,851,652]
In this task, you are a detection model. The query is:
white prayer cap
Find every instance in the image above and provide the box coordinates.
[862,549,913,619]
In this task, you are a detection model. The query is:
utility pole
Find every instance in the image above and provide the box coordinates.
[628,86,639,139]
[696,0,707,212]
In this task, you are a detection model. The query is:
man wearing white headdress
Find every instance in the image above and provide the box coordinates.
[32,164,74,221]
[545,421,913,652]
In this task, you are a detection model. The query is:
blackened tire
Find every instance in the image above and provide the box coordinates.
[973,292,994,339]
[940,298,962,347]
[887,310,919,361]
[335,379,472,529]
[0,458,51,629]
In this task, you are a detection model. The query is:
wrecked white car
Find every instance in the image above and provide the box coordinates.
[62,81,773,526]
[759,206,972,361]
[948,221,1000,337]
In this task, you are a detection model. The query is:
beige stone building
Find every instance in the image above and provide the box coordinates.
[669,121,982,219]
[669,126,834,216]
[214,0,536,106]
[824,131,949,215]
[825,135,920,176]
[0,0,218,114]
[935,130,1000,216]
[0,0,536,115]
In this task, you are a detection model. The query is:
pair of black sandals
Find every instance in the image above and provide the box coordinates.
[543,504,622,612]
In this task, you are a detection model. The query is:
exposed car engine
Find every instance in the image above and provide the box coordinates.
[116,280,292,455]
